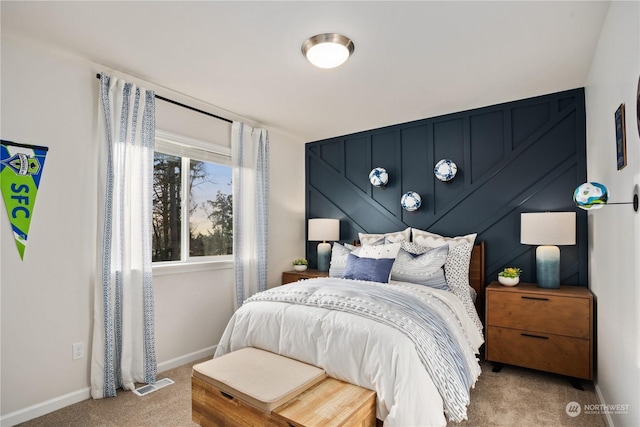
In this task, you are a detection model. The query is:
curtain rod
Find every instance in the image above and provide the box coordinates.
[95,73,232,124]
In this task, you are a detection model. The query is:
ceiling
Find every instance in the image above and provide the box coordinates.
[2,1,610,143]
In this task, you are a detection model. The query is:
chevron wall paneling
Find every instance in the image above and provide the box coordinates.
[306,88,587,287]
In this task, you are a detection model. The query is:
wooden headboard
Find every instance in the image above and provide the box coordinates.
[470,241,486,319]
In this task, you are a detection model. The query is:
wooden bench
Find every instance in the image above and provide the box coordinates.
[272,377,376,427]
[192,347,376,427]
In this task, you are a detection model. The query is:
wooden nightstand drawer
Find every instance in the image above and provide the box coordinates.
[486,326,590,379]
[485,282,594,380]
[486,288,590,338]
[282,270,329,285]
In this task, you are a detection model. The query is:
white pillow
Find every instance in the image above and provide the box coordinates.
[357,242,401,259]
[411,229,477,249]
[358,227,411,245]
[328,242,358,278]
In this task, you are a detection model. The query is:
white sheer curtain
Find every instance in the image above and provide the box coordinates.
[91,73,157,398]
[232,122,269,308]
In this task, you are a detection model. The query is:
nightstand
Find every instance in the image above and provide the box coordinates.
[282,269,329,285]
[485,282,593,381]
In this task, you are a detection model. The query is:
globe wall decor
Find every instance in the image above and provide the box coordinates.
[573,182,609,210]
[434,159,458,181]
[369,167,389,187]
[401,191,422,211]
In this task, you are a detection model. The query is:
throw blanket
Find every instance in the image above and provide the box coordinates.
[245,278,481,422]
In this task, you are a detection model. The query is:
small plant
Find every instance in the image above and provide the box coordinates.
[293,258,308,266]
[498,267,522,278]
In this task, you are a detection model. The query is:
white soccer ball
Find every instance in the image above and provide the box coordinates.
[369,167,389,187]
[434,159,458,182]
[401,191,422,212]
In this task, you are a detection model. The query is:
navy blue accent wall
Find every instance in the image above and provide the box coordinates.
[306,88,587,287]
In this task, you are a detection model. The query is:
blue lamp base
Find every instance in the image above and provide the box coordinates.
[317,242,331,272]
[536,245,560,289]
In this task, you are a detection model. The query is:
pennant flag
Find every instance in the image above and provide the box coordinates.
[1,140,49,260]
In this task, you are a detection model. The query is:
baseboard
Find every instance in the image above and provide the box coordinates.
[0,345,217,427]
[594,382,615,427]
[157,345,216,373]
[0,387,91,427]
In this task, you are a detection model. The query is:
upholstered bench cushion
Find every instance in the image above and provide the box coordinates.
[192,347,326,412]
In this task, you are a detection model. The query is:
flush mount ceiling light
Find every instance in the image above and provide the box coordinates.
[301,33,354,69]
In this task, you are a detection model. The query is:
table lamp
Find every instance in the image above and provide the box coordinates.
[308,218,340,272]
[521,212,576,288]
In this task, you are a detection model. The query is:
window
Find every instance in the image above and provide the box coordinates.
[152,131,232,264]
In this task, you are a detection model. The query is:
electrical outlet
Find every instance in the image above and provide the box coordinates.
[72,342,84,360]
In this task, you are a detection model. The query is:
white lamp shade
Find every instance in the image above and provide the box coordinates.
[308,218,340,242]
[521,212,576,245]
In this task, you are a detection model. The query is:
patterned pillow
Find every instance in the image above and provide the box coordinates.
[390,245,449,289]
[358,227,411,245]
[411,229,482,333]
[343,253,396,283]
[400,240,430,255]
[329,242,358,278]
[442,243,483,333]
[410,229,477,293]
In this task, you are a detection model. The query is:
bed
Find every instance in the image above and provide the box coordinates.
[215,232,486,427]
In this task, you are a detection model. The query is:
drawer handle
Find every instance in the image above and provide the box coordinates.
[220,391,235,400]
[521,296,549,301]
[521,333,549,340]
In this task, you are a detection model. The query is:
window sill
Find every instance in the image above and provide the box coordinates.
[152,259,233,276]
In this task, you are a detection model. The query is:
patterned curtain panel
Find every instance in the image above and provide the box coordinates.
[232,122,270,308]
[91,73,157,398]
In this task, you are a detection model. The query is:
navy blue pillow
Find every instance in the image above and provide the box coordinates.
[342,253,396,283]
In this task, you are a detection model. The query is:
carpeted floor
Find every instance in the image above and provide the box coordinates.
[17,359,205,427]
[457,362,606,427]
[19,358,606,427]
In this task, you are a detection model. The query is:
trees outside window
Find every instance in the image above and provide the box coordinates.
[152,150,232,263]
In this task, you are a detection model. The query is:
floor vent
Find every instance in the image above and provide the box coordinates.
[133,378,175,397]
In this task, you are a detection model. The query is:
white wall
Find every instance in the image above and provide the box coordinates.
[585,2,640,426]
[0,36,305,425]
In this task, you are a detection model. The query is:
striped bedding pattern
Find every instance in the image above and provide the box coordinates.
[245,277,481,422]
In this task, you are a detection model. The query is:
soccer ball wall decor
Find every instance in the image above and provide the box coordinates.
[434,159,458,182]
[369,167,389,187]
[573,182,609,210]
[401,191,422,212]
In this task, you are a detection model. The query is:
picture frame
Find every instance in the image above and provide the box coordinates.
[615,103,627,170]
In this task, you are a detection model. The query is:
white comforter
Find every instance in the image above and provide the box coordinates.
[214,278,484,427]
